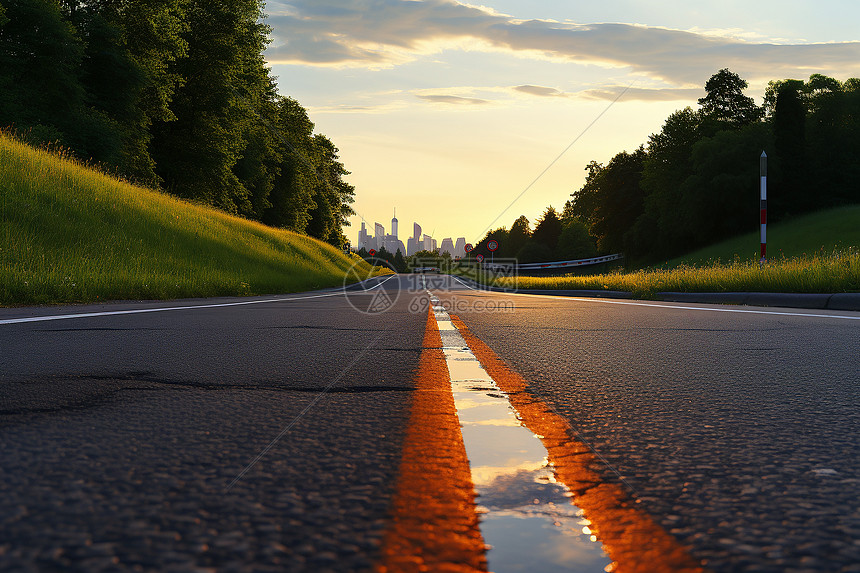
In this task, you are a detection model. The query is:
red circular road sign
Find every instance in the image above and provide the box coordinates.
[487,240,499,252]
[475,254,485,262]
[369,249,377,256]
[464,243,473,253]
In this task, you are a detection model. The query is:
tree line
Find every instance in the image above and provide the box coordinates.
[355,245,408,273]
[469,69,860,266]
[0,0,354,247]
[568,69,860,264]
[463,209,598,264]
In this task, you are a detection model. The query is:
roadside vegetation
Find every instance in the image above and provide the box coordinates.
[663,205,860,267]
[457,69,860,298]
[485,206,860,297]
[0,0,355,248]
[464,69,859,269]
[494,250,860,299]
[0,134,378,306]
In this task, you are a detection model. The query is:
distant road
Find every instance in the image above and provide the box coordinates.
[1,275,858,572]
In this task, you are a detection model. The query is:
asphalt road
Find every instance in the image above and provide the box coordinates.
[0,277,426,573]
[2,274,858,572]
[434,276,860,573]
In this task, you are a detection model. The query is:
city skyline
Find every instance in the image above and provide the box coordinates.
[357,210,467,258]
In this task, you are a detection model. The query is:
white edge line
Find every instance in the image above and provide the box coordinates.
[509,291,860,321]
[0,274,399,326]
[452,276,481,291]
[448,276,859,321]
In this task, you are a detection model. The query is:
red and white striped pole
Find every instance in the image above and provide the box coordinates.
[760,151,767,263]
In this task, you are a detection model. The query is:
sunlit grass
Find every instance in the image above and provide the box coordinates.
[492,251,860,298]
[1,133,381,306]
[665,205,860,268]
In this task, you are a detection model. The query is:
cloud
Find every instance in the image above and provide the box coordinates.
[514,85,565,97]
[265,0,860,85]
[577,86,705,102]
[416,94,490,105]
[511,84,702,102]
[306,104,389,114]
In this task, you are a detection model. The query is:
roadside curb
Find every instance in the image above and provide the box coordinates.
[451,277,860,311]
[453,277,633,300]
[512,288,633,299]
[521,289,860,311]
[655,292,860,311]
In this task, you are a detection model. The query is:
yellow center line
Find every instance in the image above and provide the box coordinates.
[448,312,708,573]
[375,307,488,572]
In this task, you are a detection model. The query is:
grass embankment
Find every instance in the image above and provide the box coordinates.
[490,206,860,298]
[1,134,380,306]
[502,253,860,298]
[666,205,860,267]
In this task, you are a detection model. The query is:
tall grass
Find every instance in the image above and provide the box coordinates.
[495,251,860,298]
[1,134,378,306]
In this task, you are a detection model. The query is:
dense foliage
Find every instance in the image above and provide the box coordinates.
[471,69,859,266]
[0,0,354,247]
[567,69,860,265]
[463,206,599,264]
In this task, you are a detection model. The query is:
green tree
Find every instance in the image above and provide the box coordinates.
[472,228,509,258]
[1,0,359,244]
[232,109,278,220]
[393,249,407,273]
[306,134,355,247]
[772,82,808,214]
[763,78,806,117]
[632,108,704,259]
[508,215,530,256]
[0,0,85,146]
[567,160,603,224]
[368,245,395,270]
[516,241,553,264]
[106,0,189,184]
[698,68,762,127]
[150,0,272,213]
[65,6,144,171]
[531,207,563,252]
[263,97,319,231]
[408,249,445,272]
[586,148,646,254]
[805,75,860,206]
[48,0,190,182]
[678,122,773,247]
[555,220,597,260]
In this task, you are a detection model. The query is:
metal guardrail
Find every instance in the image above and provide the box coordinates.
[483,253,623,272]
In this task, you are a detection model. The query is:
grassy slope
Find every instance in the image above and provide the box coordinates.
[0,134,377,306]
[497,205,860,297]
[665,205,860,267]
[508,253,860,297]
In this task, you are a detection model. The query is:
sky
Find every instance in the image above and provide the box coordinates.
[263,0,860,245]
